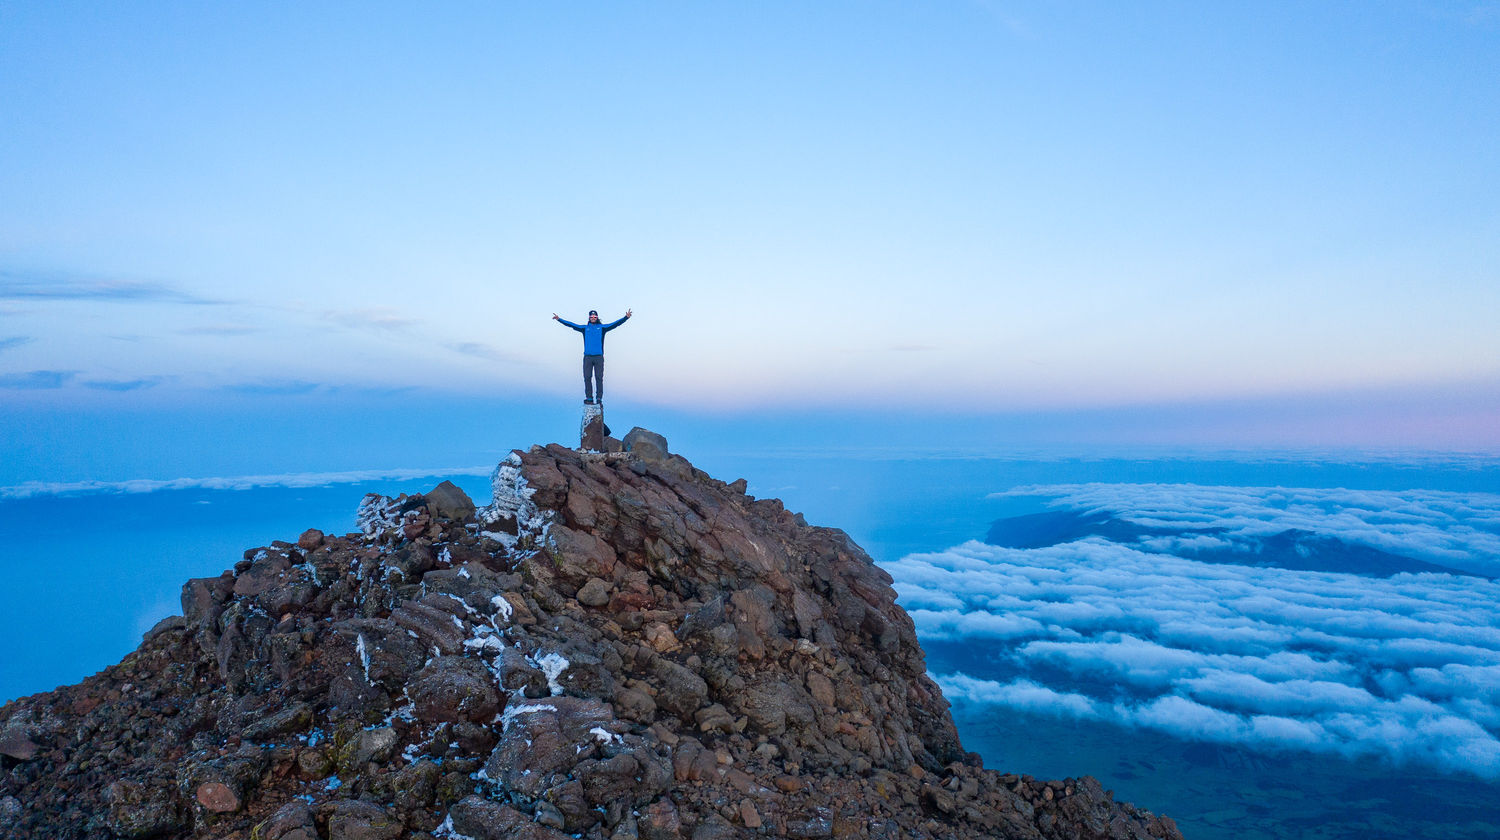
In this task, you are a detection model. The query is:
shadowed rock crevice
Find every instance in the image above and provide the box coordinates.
[0,432,1182,840]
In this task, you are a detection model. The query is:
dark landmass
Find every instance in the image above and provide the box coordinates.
[1,432,1181,840]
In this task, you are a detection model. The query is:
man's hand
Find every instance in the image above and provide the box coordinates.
[552,313,559,320]
[625,309,633,318]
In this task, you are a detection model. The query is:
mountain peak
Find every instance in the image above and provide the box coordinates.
[0,432,1181,840]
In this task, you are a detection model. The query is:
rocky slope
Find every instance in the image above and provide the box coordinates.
[0,431,1183,840]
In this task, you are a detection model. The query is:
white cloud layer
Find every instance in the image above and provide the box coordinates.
[891,490,1500,778]
[994,482,1500,576]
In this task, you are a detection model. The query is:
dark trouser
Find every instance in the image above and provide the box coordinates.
[583,354,604,401]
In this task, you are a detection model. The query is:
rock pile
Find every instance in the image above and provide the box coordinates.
[0,433,1182,840]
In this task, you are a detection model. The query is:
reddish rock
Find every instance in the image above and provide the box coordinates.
[407,656,501,724]
[581,405,605,452]
[0,736,38,761]
[195,781,240,813]
[740,798,763,828]
[297,528,324,550]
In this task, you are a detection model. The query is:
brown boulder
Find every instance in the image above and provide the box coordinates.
[194,781,240,813]
[623,427,669,462]
[297,528,325,550]
[424,480,476,521]
[408,656,502,723]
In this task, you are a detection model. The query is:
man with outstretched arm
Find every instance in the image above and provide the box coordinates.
[553,308,632,405]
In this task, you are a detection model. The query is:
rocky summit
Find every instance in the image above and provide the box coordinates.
[0,432,1183,840]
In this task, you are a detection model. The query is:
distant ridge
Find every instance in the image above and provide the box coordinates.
[0,466,492,500]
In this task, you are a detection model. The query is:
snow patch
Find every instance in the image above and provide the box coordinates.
[356,494,403,538]
[491,594,513,621]
[476,453,549,552]
[464,627,505,653]
[535,652,569,695]
[433,814,478,840]
[500,702,558,731]
[356,634,372,683]
[297,562,322,587]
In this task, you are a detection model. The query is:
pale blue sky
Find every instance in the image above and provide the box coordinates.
[3,1,1499,469]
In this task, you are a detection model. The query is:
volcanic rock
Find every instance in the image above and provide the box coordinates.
[623,426,669,461]
[0,434,1182,840]
[421,481,475,521]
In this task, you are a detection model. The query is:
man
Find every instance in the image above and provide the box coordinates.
[553,308,632,404]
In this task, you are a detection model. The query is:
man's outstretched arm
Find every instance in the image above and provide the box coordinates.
[603,309,633,330]
[553,313,584,330]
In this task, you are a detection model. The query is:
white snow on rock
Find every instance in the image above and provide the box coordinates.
[356,634,372,683]
[476,452,548,551]
[589,726,622,746]
[356,494,403,539]
[432,814,478,840]
[297,562,322,587]
[463,635,505,653]
[534,652,569,695]
[491,594,513,622]
[500,702,558,731]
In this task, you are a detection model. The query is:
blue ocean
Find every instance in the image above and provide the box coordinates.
[3,449,1498,839]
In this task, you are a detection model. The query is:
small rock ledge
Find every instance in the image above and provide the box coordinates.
[0,432,1182,840]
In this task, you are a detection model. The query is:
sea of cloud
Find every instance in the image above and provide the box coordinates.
[889,484,1500,779]
[994,483,1500,576]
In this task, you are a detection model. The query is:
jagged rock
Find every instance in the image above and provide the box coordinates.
[254,799,318,840]
[581,405,606,452]
[577,576,612,607]
[484,698,616,797]
[143,614,187,643]
[0,737,37,761]
[423,480,476,521]
[337,727,399,772]
[493,647,550,697]
[408,656,501,724]
[450,795,572,840]
[639,798,682,840]
[623,427,669,461]
[242,701,313,741]
[326,799,402,840]
[0,437,1183,840]
[650,658,709,720]
[106,779,182,837]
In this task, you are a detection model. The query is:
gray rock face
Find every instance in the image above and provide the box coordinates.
[0,439,1183,840]
[623,426,669,461]
[423,480,476,521]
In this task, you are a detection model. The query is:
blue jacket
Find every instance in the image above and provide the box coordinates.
[557,315,628,355]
